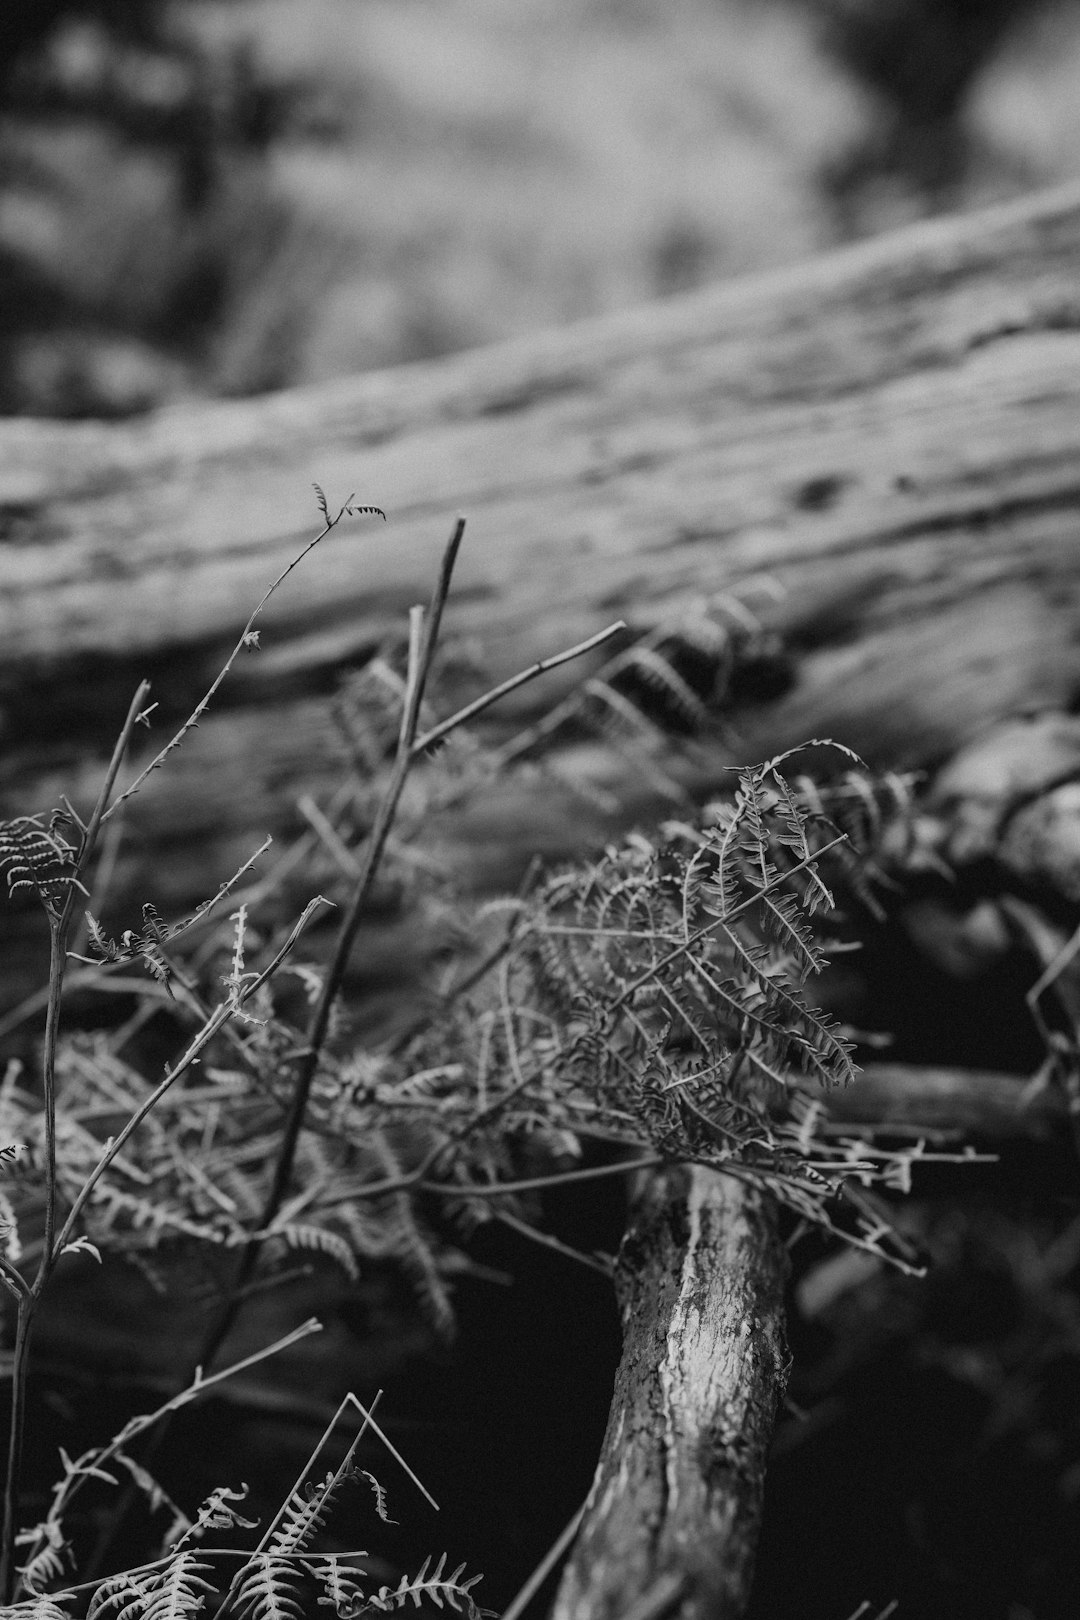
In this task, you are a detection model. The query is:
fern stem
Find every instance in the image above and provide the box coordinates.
[416,1153,666,1200]
[0,1298,32,1601]
[38,919,65,1275]
[409,619,625,757]
[81,680,153,845]
[0,681,158,1601]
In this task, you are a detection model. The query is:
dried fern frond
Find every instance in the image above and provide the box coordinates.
[0,813,82,915]
[89,1553,215,1620]
[14,1519,70,1597]
[232,1553,306,1620]
[173,1484,258,1551]
[365,747,937,1271]
[368,1553,487,1616]
[2,1596,74,1620]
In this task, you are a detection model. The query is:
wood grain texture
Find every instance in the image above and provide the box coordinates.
[2,183,1079,1009]
[4,179,1080,726]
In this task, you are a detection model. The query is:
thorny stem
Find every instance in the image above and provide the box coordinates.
[103,505,380,823]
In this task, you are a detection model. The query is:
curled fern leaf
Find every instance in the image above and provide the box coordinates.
[0,813,81,913]
[174,1484,258,1550]
[267,1223,360,1283]
[359,1471,397,1525]
[16,1519,71,1596]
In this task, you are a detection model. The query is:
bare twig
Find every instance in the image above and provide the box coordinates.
[103,502,380,822]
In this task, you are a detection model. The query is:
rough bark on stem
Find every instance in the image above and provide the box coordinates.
[818,1061,1068,1142]
[551,1166,788,1620]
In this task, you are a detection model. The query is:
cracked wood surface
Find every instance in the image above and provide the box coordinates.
[2,184,1080,1010]
[1,188,1080,791]
[4,179,1080,751]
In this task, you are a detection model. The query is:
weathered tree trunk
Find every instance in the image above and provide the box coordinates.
[551,1168,788,1620]
[542,1060,1065,1620]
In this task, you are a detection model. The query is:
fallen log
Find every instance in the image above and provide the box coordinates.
[3,180,1080,955]
[819,1061,1069,1142]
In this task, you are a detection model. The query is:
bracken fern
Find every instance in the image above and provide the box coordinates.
[0,494,949,1616]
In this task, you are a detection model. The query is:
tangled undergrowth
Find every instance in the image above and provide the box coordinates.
[0,494,971,1616]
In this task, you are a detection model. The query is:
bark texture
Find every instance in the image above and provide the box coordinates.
[2,182,1080,1013]
[820,1061,1069,1141]
[550,1168,788,1620]
[3,183,1080,924]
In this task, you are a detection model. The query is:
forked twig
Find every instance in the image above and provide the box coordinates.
[103,500,382,823]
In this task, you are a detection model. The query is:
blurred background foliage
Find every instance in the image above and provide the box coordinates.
[2,0,1080,417]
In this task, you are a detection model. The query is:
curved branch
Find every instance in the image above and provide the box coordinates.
[552,1167,788,1620]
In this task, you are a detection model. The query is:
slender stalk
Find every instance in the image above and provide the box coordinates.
[1,679,154,1601]
[82,680,154,842]
[0,1302,31,1599]
[410,620,626,757]
[194,524,466,1371]
[310,1150,667,1212]
[103,505,379,823]
[501,1500,587,1620]
[38,919,65,1271]
[2,508,368,1595]
[195,522,626,1371]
